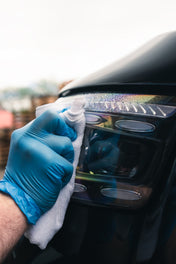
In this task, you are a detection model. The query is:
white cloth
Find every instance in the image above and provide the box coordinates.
[25,98,86,249]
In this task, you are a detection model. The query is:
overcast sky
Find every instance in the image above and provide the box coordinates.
[0,0,176,89]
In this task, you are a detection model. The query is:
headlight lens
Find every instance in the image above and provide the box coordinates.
[60,93,176,209]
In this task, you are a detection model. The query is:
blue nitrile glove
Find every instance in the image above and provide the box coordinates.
[0,109,77,224]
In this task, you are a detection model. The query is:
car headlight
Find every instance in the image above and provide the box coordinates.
[60,92,176,209]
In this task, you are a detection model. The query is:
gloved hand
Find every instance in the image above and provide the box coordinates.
[0,109,77,224]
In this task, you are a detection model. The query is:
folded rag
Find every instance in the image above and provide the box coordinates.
[25,97,86,249]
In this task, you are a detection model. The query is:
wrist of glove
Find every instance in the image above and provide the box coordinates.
[0,181,41,224]
[0,109,77,224]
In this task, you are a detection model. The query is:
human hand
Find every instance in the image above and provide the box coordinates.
[0,109,76,224]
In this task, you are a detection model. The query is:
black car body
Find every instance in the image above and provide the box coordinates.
[10,32,176,264]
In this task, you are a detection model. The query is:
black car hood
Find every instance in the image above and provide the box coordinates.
[59,32,176,96]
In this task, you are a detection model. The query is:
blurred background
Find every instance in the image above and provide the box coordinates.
[0,0,176,171]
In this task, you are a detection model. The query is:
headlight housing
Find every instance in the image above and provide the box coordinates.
[59,92,176,210]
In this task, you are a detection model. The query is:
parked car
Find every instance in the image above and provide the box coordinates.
[7,31,176,264]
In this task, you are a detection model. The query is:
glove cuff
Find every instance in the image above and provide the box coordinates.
[0,180,41,224]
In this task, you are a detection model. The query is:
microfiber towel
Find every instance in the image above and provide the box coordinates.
[25,97,86,249]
